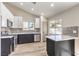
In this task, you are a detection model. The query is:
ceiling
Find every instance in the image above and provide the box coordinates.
[7,2,78,18]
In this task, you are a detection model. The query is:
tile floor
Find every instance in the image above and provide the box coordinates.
[9,42,47,56]
[9,41,79,56]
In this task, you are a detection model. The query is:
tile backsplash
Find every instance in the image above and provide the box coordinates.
[62,26,78,37]
[1,27,40,35]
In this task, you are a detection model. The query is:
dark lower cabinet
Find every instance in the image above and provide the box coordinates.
[1,38,11,56]
[46,39,55,56]
[11,37,14,52]
[1,37,14,56]
[17,34,34,44]
[46,38,75,56]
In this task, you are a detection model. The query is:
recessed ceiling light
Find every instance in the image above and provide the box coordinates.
[50,3,54,7]
[59,19,62,22]
[41,12,44,15]
[20,3,23,6]
[57,24,62,27]
[32,8,34,11]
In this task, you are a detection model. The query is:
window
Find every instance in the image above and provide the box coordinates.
[49,19,62,34]
[23,21,34,30]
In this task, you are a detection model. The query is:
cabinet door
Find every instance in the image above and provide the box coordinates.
[34,35,41,42]
[46,39,55,56]
[1,38,11,56]
[57,40,75,56]
[12,16,19,28]
[10,37,14,52]
[18,34,34,44]
[13,16,23,28]
[1,16,7,27]
[18,16,23,28]
[35,18,40,28]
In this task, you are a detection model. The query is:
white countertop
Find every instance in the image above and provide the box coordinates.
[0,36,14,39]
[46,35,78,41]
[10,32,41,35]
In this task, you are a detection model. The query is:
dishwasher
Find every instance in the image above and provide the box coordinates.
[34,34,41,42]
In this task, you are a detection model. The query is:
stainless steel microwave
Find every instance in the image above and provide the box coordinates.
[7,19,13,27]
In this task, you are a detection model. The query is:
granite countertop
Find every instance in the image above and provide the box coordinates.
[0,32,40,39]
[10,32,41,35]
[46,35,78,41]
[0,36,14,39]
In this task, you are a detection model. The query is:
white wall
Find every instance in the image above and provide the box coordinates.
[49,5,79,27]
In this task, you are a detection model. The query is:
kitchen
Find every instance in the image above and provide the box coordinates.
[0,2,79,56]
[0,2,47,56]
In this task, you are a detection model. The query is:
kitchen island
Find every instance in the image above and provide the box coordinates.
[46,35,78,56]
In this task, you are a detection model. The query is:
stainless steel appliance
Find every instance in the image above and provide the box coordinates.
[7,19,13,27]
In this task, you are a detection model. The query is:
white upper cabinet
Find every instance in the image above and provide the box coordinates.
[12,16,23,28]
[35,18,40,28]
[1,3,14,27]
[18,16,23,28]
[0,3,1,15]
[1,3,8,27]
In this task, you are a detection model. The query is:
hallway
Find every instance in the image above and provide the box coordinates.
[9,42,47,56]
